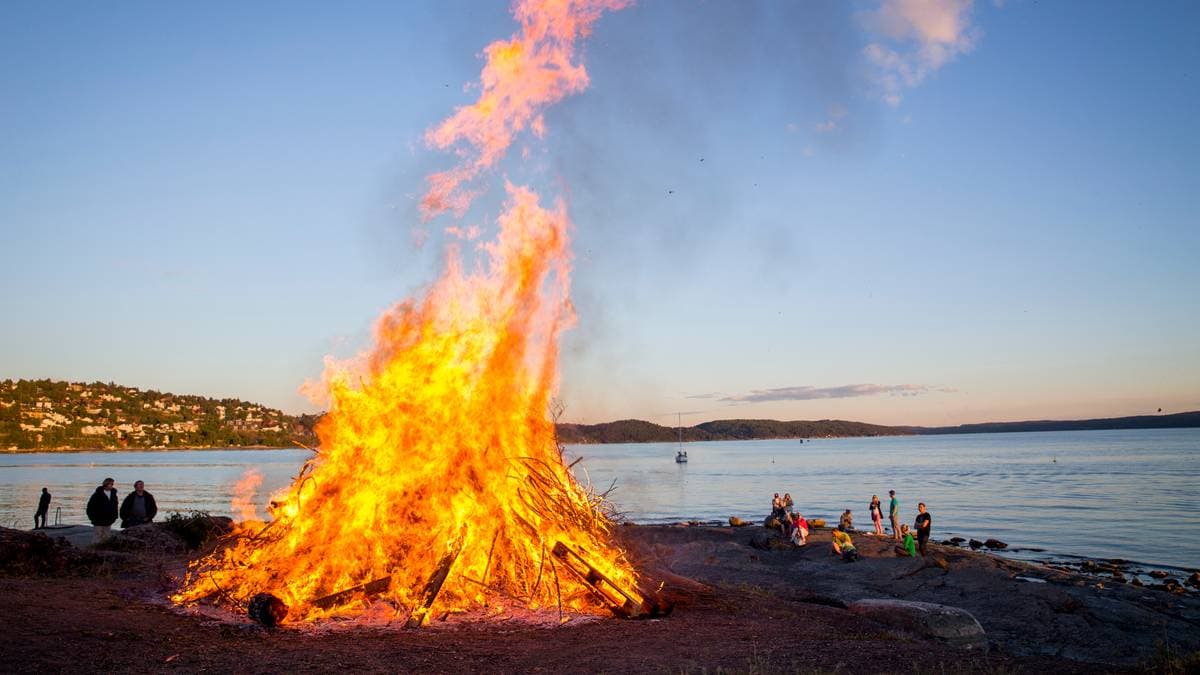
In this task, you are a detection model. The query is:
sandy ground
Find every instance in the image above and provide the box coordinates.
[2,523,1196,673]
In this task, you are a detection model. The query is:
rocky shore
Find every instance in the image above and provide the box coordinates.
[1,522,1197,672]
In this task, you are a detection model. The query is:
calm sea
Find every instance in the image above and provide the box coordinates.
[1,428,1197,570]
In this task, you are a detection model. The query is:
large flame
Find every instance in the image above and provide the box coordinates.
[174,0,640,623]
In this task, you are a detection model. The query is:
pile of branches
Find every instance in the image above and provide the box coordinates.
[178,442,644,622]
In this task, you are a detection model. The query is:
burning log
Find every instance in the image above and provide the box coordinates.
[551,541,667,619]
[311,575,393,610]
[248,593,288,627]
[405,532,465,628]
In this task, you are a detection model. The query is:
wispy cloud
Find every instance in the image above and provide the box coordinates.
[814,103,848,134]
[860,0,980,106]
[689,383,957,404]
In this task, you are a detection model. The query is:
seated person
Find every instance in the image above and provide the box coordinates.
[831,524,859,562]
[791,513,810,546]
[839,509,854,531]
[894,524,917,557]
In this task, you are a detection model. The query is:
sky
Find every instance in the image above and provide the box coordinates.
[1,0,1197,427]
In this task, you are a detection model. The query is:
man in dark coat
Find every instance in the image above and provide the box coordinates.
[86,477,119,544]
[34,488,52,529]
[119,480,158,529]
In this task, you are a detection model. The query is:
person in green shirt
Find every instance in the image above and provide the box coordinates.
[888,489,901,541]
[894,524,917,557]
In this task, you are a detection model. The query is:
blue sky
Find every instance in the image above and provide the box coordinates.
[2,0,1197,426]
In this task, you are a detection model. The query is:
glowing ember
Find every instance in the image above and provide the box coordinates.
[173,0,644,624]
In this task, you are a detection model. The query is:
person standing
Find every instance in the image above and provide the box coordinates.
[869,495,884,536]
[914,502,932,556]
[86,478,119,544]
[888,490,901,541]
[120,480,158,529]
[34,488,52,529]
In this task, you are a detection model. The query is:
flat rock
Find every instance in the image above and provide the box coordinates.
[847,599,988,651]
[748,530,792,551]
[41,525,95,549]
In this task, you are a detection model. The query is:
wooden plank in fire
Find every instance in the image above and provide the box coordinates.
[311,575,393,610]
[550,541,653,619]
[405,531,466,629]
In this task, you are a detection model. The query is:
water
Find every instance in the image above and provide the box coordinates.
[564,428,1200,570]
[0,449,309,528]
[1,429,1197,570]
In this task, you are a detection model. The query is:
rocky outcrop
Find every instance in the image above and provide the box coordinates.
[847,599,988,651]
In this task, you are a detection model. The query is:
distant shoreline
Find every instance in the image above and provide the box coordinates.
[7,415,1199,453]
[557,411,1200,445]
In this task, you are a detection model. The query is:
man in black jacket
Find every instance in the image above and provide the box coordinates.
[914,502,932,556]
[119,480,158,529]
[86,478,119,544]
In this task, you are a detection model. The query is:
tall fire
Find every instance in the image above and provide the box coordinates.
[172,0,655,625]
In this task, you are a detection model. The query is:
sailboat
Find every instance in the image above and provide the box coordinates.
[674,412,688,463]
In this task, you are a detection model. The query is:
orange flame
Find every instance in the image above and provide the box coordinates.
[421,0,631,217]
[174,0,639,623]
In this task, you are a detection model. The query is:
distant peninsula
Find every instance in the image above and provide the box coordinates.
[557,411,1200,444]
[3,378,1196,451]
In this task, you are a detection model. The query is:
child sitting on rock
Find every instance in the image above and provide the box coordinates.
[791,513,809,546]
[894,524,917,557]
[839,509,854,532]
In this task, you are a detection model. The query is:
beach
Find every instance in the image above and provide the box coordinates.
[3,521,1197,672]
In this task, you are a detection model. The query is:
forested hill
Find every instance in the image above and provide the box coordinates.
[554,418,909,444]
[908,410,1200,435]
[0,379,319,451]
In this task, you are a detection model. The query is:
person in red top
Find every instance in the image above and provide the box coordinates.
[791,513,809,546]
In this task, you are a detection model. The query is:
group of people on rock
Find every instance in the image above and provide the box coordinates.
[770,492,811,546]
[769,489,933,562]
[34,478,159,544]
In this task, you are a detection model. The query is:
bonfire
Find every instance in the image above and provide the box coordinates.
[172,0,654,625]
